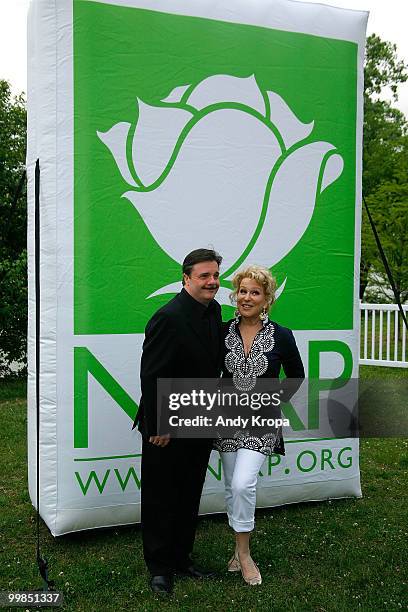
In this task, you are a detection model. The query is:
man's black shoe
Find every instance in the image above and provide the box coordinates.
[177,565,216,579]
[150,574,173,595]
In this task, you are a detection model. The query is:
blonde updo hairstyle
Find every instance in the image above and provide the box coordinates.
[230,265,277,312]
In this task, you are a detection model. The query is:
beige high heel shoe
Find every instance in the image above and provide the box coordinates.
[227,554,241,572]
[239,556,262,586]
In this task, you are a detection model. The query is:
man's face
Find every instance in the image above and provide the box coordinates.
[183,261,220,305]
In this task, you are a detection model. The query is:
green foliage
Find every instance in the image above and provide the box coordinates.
[0,80,27,376]
[361,35,408,300]
[364,34,408,100]
[0,250,27,371]
[363,142,408,303]
[363,100,407,197]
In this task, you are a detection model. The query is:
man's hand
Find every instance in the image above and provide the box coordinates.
[149,434,170,448]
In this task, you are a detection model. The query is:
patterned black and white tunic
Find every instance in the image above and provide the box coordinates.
[213,318,305,456]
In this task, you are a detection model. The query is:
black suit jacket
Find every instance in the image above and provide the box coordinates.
[133,289,223,437]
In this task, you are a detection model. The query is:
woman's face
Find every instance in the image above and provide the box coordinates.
[237,277,267,320]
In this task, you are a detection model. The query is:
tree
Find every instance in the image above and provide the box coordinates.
[0,80,27,375]
[361,34,408,299]
[363,137,408,304]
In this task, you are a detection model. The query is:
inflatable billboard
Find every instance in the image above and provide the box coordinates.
[27,0,368,535]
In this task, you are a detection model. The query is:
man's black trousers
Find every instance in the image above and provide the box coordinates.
[140,437,213,576]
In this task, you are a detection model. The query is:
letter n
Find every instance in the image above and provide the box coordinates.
[74,347,139,448]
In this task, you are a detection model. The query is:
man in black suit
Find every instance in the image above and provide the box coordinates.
[133,248,223,595]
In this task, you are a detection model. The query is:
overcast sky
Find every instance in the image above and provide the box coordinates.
[1,0,407,116]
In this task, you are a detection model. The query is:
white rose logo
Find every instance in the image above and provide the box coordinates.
[97,74,343,304]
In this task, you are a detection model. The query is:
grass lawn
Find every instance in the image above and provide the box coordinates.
[0,368,407,611]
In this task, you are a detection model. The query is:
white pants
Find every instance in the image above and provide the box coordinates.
[220,449,266,533]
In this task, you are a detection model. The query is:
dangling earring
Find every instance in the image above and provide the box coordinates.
[234,308,240,322]
[259,307,268,322]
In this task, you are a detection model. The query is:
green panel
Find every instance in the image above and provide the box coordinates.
[74,0,357,333]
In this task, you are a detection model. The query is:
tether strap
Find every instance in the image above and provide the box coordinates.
[363,195,408,331]
[35,159,54,590]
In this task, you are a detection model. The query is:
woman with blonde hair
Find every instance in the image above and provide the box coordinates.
[214,265,304,585]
